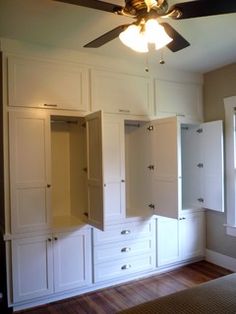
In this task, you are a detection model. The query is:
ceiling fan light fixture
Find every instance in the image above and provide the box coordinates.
[145,19,173,49]
[119,24,148,53]
[119,19,172,53]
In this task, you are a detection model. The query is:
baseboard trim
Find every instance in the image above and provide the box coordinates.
[205,249,236,272]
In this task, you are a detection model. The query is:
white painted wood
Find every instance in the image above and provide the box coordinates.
[151,117,181,219]
[8,56,89,111]
[9,110,51,233]
[12,235,53,302]
[103,116,125,222]
[94,237,154,264]
[179,212,205,260]
[125,121,153,215]
[181,125,202,210]
[91,69,153,116]
[94,253,155,283]
[51,117,87,223]
[224,97,236,233]
[155,79,202,120]
[157,217,180,266]
[201,121,224,212]
[93,220,154,245]
[53,229,92,292]
[85,111,104,230]
[205,249,236,272]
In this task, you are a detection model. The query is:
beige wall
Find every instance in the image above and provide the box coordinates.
[204,63,236,258]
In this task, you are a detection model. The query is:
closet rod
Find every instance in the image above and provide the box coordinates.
[51,120,78,125]
[125,123,140,128]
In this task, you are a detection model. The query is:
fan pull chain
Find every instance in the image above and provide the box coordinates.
[159,49,165,65]
[145,54,149,73]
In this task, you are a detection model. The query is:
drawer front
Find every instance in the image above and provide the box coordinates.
[94,237,154,264]
[93,220,154,245]
[94,253,155,283]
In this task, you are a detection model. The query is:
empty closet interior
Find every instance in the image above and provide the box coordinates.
[125,120,153,218]
[50,115,88,228]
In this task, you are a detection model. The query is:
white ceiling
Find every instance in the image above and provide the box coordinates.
[0,0,236,73]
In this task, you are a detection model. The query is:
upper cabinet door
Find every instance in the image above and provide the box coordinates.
[8,56,90,111]
[91,69,153,116]
[9,110,51,233]
[85,111,104,230]
[155,79,203,121]
[151,117,181,219]
[201,121,224,212]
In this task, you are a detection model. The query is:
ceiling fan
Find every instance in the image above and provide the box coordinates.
[54,0,236,53]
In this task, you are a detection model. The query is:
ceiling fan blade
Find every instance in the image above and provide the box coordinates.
[170,0,236,19]
[54,0,123,14]
[84,25,129,48]
[160,23,190,52]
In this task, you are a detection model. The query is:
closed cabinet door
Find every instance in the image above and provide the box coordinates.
[12,235,53,302]
[157,217,180,266]
[9,110,51,233]
[53,229,92,292]
[179,212,205,260]
[91,69,153,116]
[8,56,89,111]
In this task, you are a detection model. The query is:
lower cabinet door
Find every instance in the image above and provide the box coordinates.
[179,212,205,260]
[12,235,53,303]
[53,229,92,292]
[157,217,180,267]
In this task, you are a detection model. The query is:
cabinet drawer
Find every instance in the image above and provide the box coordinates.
[94,253,155,283]
[93,220,154,245]
[94,237,154,264]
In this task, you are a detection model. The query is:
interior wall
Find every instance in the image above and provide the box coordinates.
[204,63,236,258]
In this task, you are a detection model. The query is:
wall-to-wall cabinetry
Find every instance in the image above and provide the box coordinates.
[0,41,223,311]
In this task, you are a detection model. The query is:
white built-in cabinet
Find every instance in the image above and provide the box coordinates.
[12,228,91,303]
[157,211,205,267]
[9,110,51,234]
[7,56,90,111]
[3,52,221,310]
[91,69,153,116]
[154,79,202,120]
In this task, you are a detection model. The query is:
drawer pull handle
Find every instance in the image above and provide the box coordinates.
[121,264,131,270]
[121,230,131,235]
[121,247,131,253]
[119,109,130,113]
[43,103,58,107]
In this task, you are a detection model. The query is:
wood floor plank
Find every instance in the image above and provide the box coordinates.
[16,261,232,314]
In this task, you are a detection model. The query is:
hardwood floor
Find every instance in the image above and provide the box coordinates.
[16,261,232,314]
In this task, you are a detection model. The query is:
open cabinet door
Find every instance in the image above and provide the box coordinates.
[151,117,181,219]
[85,111,104,230]
[201,121,224,212]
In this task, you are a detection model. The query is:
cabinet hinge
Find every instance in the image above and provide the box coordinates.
[196,128,203,133]
[147,125,154,131]
[197,198,204,203]
[147,165,155,170]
